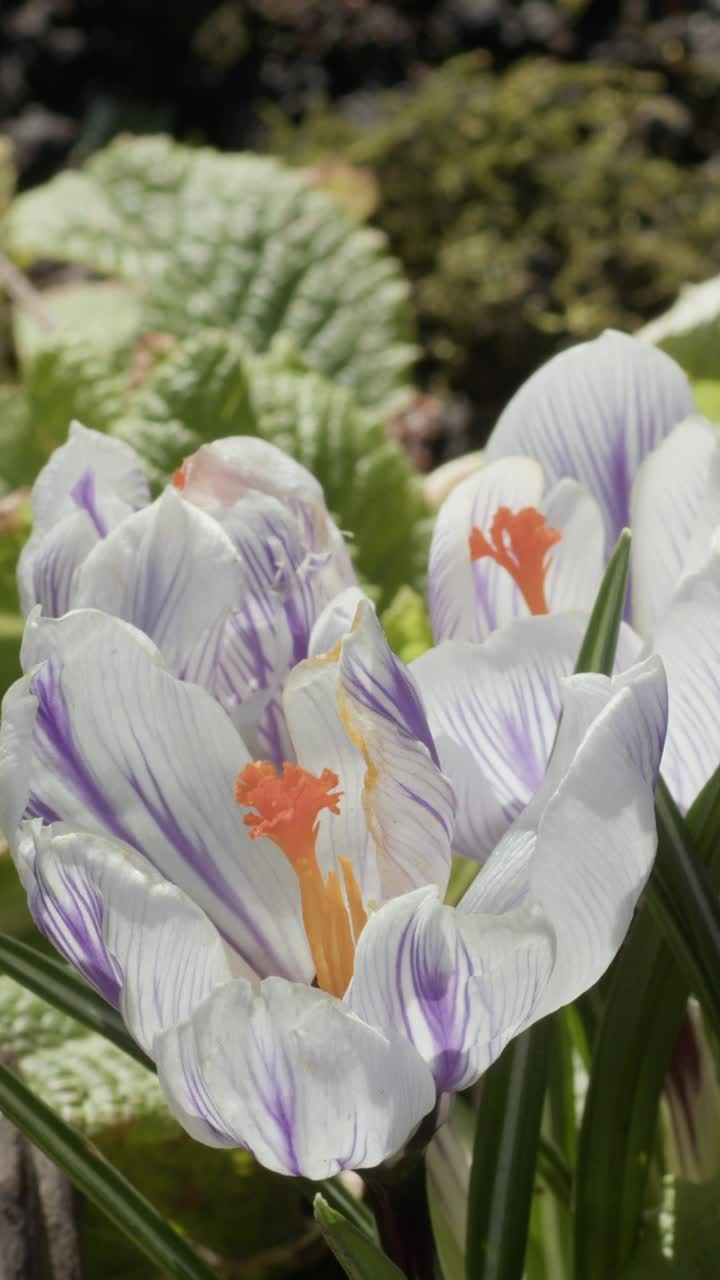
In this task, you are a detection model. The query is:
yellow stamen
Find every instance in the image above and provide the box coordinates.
[339,856,368,942]
[235,761,366,998]
[469,505,562,616]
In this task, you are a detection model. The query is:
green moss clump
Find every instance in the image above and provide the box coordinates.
[268,56,720,414]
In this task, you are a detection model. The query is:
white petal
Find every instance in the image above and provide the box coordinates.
[180,437,356,586]
[348,886,555,1092]
[308,587,369,657]
[17,823,234,1053]
[29,421,149,535]
[542,480,606,614]
[411,615,585,860]
[486,331,696,547]
[18,511,104,618]
[18,422,149,617]
[199,493,355,755]
[464,656,668,1017]
[284,646,379,902]
[630,417,720,636]
[336,601,455,896]
[428,457,544,642]
[0,676,36,847]
[650,552,720,811]
[73,489,244,677]
[179,435,325,516]
[19,609,312,982]
[155,977,436,1175]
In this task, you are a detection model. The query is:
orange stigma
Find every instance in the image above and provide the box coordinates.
[235,762,366,998]
[469,506,562,615]
[172,462,187,490]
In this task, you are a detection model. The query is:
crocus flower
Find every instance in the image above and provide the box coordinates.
[18,421,355,759]
[0,591,666,1177]
[430,333,714,646]
[428,457,606,644]
[484,330,696,550]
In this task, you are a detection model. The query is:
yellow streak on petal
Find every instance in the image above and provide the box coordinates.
[339,856,368,943]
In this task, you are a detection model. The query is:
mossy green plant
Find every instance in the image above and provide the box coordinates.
[269,55,720,414]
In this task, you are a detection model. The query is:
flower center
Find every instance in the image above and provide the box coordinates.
[469,505,562,615]
[235,761,367,998]
[172,462,188,490]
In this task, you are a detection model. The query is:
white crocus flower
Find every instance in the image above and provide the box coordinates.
[18,421,355,760]
[428,457,606,644]
[0,596,666,1178]
[423,330,720,860]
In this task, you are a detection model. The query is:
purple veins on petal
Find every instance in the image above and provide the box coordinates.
[70,468,109,539]
[31,860,122,1007]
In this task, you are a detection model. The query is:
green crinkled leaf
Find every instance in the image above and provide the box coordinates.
[26,339,132,451]
[107,330,431,605]
[13,281,143,369]
[0,974,85,1056]
[4,135,416,412]
[21,1030,173,1142]
[0,383,34,492]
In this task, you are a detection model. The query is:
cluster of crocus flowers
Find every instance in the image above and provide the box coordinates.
[18,421,355,760]
[6,328,712,1182]
[0,581,666,1176]
[427,330,720,827]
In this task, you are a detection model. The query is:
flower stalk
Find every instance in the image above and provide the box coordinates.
[363,1153,440,1280]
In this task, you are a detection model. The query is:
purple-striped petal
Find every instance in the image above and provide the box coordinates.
[18,421,149,616]
[485,331,696,547]
[12,609,313,983]
[348,886,555,1092]
[411,614,585,860]
[630,417,720,637]
[196,493,355,760]
[463,656,668,1019]
[15,822,234,1052]
[336,601,455,896]
[154,976,436,1175]
[72,489,245,677]
[650,550,720,813]
[178,436,351,570]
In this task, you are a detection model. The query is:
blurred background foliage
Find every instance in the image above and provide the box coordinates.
[5,2,720,444]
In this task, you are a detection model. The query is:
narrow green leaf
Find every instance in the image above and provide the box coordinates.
[466,1020,552,1280]
[314,1193,405,1280]
[0,1061,217,1280]
[575,764,720,1279]
[573,528,631,676]
[464,532,632,1280]
[0,932,153,1072]
[646,778,720,1034]
[302,1177,375,1238]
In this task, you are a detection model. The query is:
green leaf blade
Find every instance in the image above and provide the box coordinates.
[314,1194,405,1280]
[575,767,720,1279]
[573,528,631,677]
